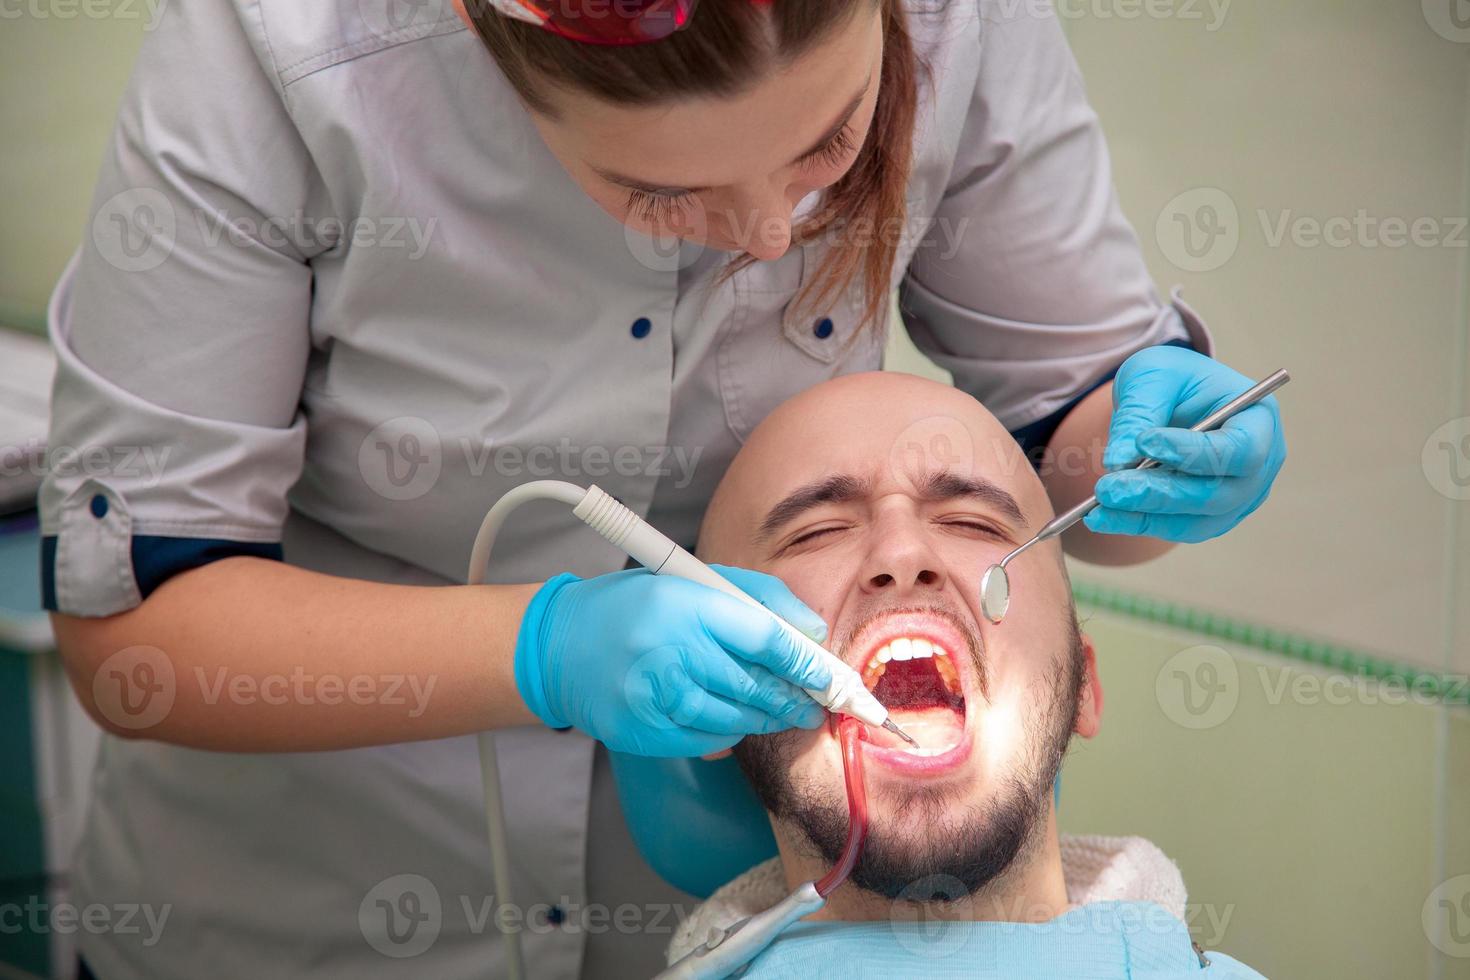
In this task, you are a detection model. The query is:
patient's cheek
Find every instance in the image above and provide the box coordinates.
[980,561,1069,641]
[766,565,841,626]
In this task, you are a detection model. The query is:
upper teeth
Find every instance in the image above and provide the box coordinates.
[870,637,945,668]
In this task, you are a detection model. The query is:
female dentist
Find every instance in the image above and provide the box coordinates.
[41,0,1284,977]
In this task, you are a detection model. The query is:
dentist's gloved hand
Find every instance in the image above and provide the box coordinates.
[1087,345,1287,543]
[513,566,833,757]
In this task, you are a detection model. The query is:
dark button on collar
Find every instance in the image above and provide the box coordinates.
[631,317,653,339]
[814,317,835,339]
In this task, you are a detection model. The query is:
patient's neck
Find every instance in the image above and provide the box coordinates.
[778,808,1070,923]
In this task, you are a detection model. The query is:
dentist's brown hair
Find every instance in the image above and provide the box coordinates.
[460,0,922,339]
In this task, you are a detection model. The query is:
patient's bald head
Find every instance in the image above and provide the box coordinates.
[701,372,1057,571]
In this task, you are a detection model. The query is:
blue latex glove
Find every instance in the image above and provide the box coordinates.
[514,566,833,757]
[1087,345,1286,543]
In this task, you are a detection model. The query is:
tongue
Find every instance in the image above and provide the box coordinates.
[870,658,964,712]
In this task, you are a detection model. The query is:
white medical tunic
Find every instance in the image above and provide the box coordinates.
[39,0,1212,976]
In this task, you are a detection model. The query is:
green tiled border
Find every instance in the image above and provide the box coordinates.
[1072,579,1469,708]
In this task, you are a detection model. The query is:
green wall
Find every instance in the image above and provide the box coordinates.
[0,9,148,335]
[1059,603,1470,980]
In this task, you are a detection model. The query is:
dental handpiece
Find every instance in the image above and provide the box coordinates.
[572,485,919,747]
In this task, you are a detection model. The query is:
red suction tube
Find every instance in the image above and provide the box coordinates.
[815,716,869,898]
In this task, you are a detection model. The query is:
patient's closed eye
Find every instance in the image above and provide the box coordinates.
[936,518,1009,540]
[787,524,850,548]
[785,517,1006,551]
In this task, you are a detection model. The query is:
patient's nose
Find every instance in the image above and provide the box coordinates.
[861,532,945,596]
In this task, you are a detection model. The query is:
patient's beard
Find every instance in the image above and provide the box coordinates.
[734,622,1086,902]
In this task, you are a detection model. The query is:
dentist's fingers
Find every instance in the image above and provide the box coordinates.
[649,672,793,737]
[1131,401,1279,478]
[1102,365,1189,471]
[696,655,826,729]
[1083,508,1231,543]
[693,584,835,693]
[711,565,829,641]
[1095,471,1255,517]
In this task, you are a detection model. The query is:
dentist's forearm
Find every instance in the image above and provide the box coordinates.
[49,557,542,751]
[1040,380,1176,566]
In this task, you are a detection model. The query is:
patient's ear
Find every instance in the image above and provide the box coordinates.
[1073,634,1103,738]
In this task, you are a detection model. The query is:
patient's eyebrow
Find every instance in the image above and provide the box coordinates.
[754,474,869,544]
[919,471,1028,528]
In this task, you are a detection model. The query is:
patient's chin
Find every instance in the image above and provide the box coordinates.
[845,774,1040,899]
[869,776,978,829]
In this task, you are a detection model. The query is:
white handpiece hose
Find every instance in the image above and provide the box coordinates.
[572,485,890,730]
[466,479,588,980]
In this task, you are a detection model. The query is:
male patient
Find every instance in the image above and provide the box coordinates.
[674,372,1265,978]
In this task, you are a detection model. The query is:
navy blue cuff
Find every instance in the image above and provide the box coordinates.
[41,535,283,612]
[1009,338,1199,470]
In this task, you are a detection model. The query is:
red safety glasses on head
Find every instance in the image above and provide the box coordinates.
[484,0,702,45]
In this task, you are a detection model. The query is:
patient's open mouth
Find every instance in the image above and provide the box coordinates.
[858,632,971,768]
[863,638,964,712]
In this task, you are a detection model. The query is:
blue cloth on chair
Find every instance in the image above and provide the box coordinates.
[608,752,777,898]
[737,903,1267,979]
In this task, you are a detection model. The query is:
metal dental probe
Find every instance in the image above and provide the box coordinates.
[979,369,1292,625]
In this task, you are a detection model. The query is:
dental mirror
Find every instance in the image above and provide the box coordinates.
[979,564,1010,624]
[979,369,1292,625]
